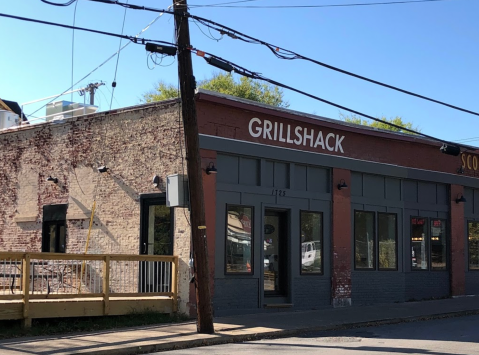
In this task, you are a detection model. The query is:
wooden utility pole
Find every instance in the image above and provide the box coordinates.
[173,0,215,334]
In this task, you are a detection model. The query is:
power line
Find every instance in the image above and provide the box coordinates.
[15,11,172,117]
[192,47,473,150]
[71,0,79,102]
[40,0,77,6]
[455,136,479,143]
[85,0,175,14]
[110,0,129,110]
[189,0,451,8]
[0,12,173,47]
[80,0,479,118]
[190,0,261,6]
[188,13,479,118]
[17,0,472,150]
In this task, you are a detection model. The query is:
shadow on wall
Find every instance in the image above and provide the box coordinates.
[111,173,141,201]
[70,196,93,215]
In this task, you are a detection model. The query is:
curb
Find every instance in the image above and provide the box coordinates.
[82,308,479,355]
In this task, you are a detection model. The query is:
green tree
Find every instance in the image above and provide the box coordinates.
[142,73,289,108]
[340,113,419,134]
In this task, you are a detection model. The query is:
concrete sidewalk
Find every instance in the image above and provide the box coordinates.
[1,296,479,355]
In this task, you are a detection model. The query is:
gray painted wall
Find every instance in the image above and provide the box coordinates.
[351,173,450,304]
[214,154,331,315]
[464,188,479,294]
[204,136,472,313]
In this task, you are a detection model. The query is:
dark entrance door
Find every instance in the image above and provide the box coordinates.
[139,195,172,293]
[263,209,288,297]
[42,204,67,253]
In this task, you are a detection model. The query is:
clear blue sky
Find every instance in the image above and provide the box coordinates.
[1,0,478,146]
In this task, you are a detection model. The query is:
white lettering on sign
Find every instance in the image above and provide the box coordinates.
[248,117,345,154]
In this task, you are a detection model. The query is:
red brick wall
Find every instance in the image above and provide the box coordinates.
[331,168,352,306]
[450,184,466,296]
[0,101,193,313]
[195,97,465,176]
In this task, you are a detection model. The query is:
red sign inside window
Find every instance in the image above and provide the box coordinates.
[412,218,425,225]
[240,214,252,234]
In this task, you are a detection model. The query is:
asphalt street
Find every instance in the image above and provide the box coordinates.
[159,314,479,355]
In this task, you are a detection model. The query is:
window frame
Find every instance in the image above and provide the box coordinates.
[377,212,398,271]
[139,193,174,256]
[430,218,447,271]
[354,210,376,271]
[224,204,254,275]
[42,204,67,253]
[299,210,324,275]
[410,216,448,271]
[467,220,479,271]
[354,210,399,271]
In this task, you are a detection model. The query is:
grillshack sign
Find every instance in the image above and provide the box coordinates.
[248,117,345,154]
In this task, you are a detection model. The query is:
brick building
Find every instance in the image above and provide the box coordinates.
[1,89,479,317]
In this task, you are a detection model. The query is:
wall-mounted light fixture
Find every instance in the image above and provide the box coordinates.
[206,162,217,175]
[337,179,348,190]
[152,175,160,187]
[46,176,58,184]
[456,193,466,204]
[97,166,109,173]
[440,143,461,156]
[457,166,465,174]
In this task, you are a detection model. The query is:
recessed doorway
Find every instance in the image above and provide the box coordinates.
[264,209,288,298]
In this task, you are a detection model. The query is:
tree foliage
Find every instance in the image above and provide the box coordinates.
[142,73,289,108]
[341,113,419,134]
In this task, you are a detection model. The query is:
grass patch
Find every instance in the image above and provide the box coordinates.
[0,311,190,340]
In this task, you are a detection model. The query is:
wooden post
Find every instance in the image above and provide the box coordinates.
[173,0,214,334]
[172,256,179,313]
[22,254,31,328]
[103,255,110,316]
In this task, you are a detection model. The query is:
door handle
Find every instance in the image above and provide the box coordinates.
[143,242,147,254]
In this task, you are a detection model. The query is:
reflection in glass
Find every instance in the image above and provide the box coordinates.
[148,205,171,255]
[411,217,428,270]
[49,224,57,252]
[469,222,479,270]
[355,211,375,269]
[44,222,66,253]
[226,206,253,273]
[431,219,446,270]
[143,204,172,293]
[378,213,397,270]
[264,215,279,292]
[300,212,322,274]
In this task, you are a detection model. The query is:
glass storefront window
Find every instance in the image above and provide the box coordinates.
[411,217,448,271]
[226,206,253,274]
[300,211,323,274]
[378,213,397,270]
[431,219,446,270]
[355,211,375,269]
[469,221,479,270]
[411,217,428,270]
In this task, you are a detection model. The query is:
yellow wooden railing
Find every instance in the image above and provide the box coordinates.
[0,252,178,326]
